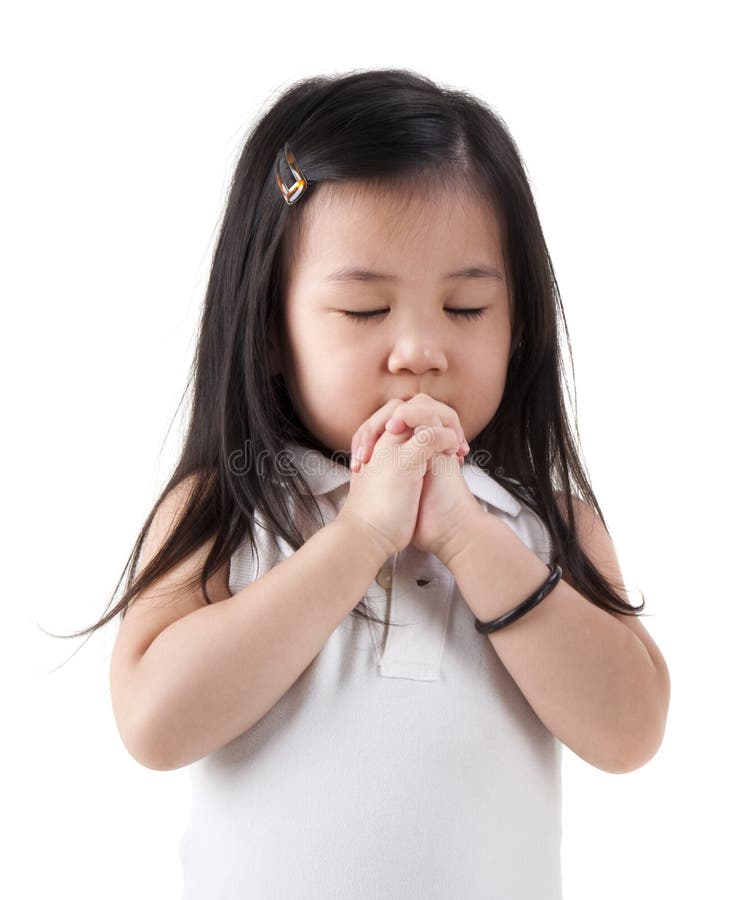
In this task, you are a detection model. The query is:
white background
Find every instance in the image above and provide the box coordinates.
[3,0,729,897]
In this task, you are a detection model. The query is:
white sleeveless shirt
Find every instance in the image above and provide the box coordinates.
[179,442,563,898]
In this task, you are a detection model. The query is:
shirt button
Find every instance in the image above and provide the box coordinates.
[376,568,393,589]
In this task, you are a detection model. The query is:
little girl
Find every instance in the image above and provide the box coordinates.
[81,68,670,898]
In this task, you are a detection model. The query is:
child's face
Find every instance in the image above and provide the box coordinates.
[275,180,513,456]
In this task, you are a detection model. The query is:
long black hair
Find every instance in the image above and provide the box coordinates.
[51,66,645,658]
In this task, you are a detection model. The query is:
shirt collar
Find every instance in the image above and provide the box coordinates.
[283,441,522,518]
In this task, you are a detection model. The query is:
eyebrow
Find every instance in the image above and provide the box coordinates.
[322,264,503,283]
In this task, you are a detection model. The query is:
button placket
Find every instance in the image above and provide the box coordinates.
[367,547,454,681]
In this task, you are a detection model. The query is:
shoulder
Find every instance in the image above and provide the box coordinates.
[138,471,214,559]
[553,491,603,538]
[552,491,621,595]
[552,491,620,590]
[552,491,670,681]
[137,472,206,565]
[155,469,217,520]
[155,468,228,571]
[162,471,202,512]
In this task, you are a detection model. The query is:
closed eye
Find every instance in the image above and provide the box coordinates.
[341,308,487,323]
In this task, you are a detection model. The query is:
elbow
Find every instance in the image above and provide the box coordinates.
[129,718,193,772]
[589,725,665,775]
[110,656,179,771]
[115,705,186,772]
[112,677,200,771]
[116,720,168,772]
[130,739,179,772]
[125,731,187,772]
[607,660,671,775]
[609,735,664,774]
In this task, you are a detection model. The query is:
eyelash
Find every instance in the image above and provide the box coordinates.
[342,308,487,324]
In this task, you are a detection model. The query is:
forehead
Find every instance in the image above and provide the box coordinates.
[290,179,504,279]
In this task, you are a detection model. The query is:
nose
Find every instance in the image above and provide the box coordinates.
[387,334,448,376]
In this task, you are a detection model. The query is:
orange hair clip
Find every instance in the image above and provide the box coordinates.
[276,144,308,205]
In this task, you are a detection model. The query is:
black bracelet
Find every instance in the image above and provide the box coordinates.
[474,563,563,634]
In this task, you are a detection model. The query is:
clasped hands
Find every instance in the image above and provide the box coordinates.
[349,393,483,563]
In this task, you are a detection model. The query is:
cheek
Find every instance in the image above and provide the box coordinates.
[465,325,510,371]
[288,331,366,409]
[460,333,511,408]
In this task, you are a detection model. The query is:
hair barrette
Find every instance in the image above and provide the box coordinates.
[276,144,308,205]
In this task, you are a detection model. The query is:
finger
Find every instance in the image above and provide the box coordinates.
[362,425,459,478]
[385,418,407,434]
[353,423,465,475]
[350,398,404,470]
[411,424,461,456]
[350,407,420,474]
[400,413,468,457]
[388,395,467,453]
[352,394,467,471]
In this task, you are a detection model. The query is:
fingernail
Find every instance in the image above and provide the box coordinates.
[461,440,470,455]
[350,445,365,470]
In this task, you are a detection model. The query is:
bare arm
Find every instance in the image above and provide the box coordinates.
[438,509,670,774]
[130,516,389,770]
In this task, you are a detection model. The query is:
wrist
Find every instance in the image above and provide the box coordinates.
[333,510,395,568]
[435,508,496,569]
